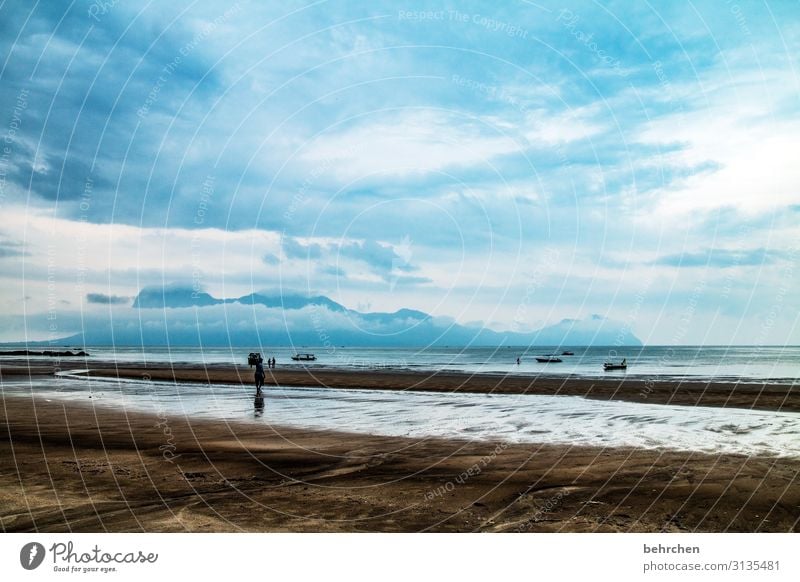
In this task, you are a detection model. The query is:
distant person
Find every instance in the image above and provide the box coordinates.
[254,359,265,391]
[270,357,275,368]
[517,357,520,365]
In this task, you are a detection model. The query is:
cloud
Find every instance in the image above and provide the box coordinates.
[389,275,432,287]
[298,111,522,181]
[338,239,410,274]
[0,238,26,258]
[0,208,286,312]
[319,265,346,277]
[1,2,798,345]
[277,235,423,284]
[630,62,800,219]
[282,237,323,260]
[262,253,281,265]
[0,1,226,216]
[521,105,607,146]
[86,293,131,305]
[653,248,780,268]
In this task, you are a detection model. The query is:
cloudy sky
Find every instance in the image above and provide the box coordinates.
[0,0,798,344]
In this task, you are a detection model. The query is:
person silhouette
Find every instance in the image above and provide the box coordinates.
[254,358,265,391]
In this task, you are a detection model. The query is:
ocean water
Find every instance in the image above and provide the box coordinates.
[3,373,799,458]
[11,345,799,384]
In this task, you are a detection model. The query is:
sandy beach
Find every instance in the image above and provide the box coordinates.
[1,363,798,532]
[8,359,796,412]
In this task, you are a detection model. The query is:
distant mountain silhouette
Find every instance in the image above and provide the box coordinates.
[132,285,221,308]
[40,286,643,347]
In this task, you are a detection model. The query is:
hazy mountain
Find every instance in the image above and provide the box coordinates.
[27,286,642,347]
[132,285,221,308]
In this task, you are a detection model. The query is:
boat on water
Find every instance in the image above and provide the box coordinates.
[291,353,317,361]
[603,358,627,371]
[561,351,574,356]
[536,356,563,363]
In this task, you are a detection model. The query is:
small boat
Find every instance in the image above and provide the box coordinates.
[603,358,627,371]
[536,356,563,363]
[561,351,574,356]
[291,353,316,361]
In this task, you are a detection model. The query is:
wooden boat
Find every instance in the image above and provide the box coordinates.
[603,359,627,371]
[536,356,563,363]
[291,353,316,361]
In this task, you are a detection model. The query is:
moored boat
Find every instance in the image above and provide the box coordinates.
[536,356,563,363]
[603,358,627,371]
[291,353,317,361]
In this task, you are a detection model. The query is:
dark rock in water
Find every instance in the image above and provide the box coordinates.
[1,349,89,357]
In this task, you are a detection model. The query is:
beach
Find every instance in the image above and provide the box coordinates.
[1,361,798,533]
[4,358,796,412]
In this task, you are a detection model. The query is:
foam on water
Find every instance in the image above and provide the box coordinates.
[3,375,799,458]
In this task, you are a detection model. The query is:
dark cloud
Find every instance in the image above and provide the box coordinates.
[0,239,26,258]
[282,237,323,259]
[339,240,395,272]
[319,264,346,277]
[86,292,130,305]
[279,236,423,284]
[654,248,779,268]
[389,275,432,287]
[0,1,225,212]
[14,147,105,201]
[338,240,416,275]
[262,253,280,265]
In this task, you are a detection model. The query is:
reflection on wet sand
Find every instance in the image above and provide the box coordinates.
[254,389,265,417]
[4,376,800,458]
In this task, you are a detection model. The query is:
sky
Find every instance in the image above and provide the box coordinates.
[0,0,798,345]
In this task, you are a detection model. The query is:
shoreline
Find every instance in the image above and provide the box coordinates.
[2,392,798,533]
[2,358,795,412]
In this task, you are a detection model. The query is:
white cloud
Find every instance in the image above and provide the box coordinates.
[632,64,800,219]
[0,207,285,311]
[298,110,522,180]
[521,105,608,145]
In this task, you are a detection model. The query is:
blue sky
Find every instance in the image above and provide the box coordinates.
[0,0,798,344]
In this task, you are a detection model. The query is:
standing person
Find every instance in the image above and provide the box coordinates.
[270,357,275,368]
[254,358,265,392]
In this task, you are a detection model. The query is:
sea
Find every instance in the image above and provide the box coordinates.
[2,345,798,458]
[13,344,800,384]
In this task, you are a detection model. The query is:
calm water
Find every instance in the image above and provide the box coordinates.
[3,374,799,458]
[9,345,799,384]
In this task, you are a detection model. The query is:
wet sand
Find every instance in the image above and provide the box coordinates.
[1,385,798,532]
[23,360,800,412]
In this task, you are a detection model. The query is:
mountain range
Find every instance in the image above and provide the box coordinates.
[43,286,643,347]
